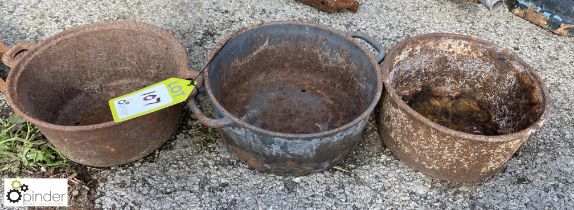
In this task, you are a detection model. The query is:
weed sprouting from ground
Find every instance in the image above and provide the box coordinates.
[0,114,68,175]
[197,127,218,152]
[188,119,219,152]
[203,128,218,144]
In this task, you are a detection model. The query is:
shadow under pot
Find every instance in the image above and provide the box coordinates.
[378,33,550,182]
[190,22,384,176]
[0,21,199,167]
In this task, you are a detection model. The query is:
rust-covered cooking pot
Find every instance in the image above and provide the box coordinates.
[378,33,550,182]
[190,22,384,176]
[0,21,199,167]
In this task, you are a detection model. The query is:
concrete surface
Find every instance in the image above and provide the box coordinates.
[1,0,573,209]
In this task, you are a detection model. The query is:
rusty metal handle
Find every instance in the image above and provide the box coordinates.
[0,42,8,55]
[0,42,9,94]
[177,68,204,99]
[344,31,385,63]
[188,98,233,128]
[179,68,233,128]
[2,42,36,69]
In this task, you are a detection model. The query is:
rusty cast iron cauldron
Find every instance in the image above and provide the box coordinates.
[190,22,384,176]
[378,33,550,182]
[0,21,199,167]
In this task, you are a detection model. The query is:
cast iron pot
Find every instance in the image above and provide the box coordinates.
[190,22,384,176]
[0,21,199,167]
[378,33,550,182]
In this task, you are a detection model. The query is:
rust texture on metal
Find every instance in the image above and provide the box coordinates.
[0,41,7,55]
[0,21,199,167]
[378,33,550,182]
[510,0,574,36]
[0,41,8,93]
[2,43,35,69]
[192,22,383,176]
[296,0,359,13]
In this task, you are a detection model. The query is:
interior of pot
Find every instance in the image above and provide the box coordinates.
[208,23,379,134]
[12,23,185,126]
[387,36,546,135]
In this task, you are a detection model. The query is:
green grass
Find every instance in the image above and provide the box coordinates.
[0,114,68,174]
[188,121,219,152]
[197,127,218,152]
[203,128,218,144]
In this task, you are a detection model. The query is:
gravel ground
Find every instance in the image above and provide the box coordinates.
[1,0,573,209]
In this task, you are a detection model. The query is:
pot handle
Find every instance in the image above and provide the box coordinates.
[2,42,36,69]
[177,68,204,99]
[0,42,9,94]
[0,42,8,55]
[188,98,233,128]
[343,31,385,63]
[181,69,233,128]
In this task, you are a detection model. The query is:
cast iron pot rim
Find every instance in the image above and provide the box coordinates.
[381,33,551,142]
[204,21,384,138]
[5,20,190,132]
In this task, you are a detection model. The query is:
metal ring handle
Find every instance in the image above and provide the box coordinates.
[0,42,9,94]
[344,31,385,63]
[177,68,204,99]
[180,69,232,128]
[2,42,36,69]
[0,42,8,55]
[188,98,233,128]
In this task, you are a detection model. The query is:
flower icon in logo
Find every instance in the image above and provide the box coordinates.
[10,180,21,190]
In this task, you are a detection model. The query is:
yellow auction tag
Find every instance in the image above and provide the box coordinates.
[109,78,195,122]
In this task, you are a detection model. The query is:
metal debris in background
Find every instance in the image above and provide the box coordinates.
[510,0,574,36]
[296,0,359,13]
[469,0,505,10]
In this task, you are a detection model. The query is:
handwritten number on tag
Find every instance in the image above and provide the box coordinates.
[141,91,161,106]
[109,78,195,122]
